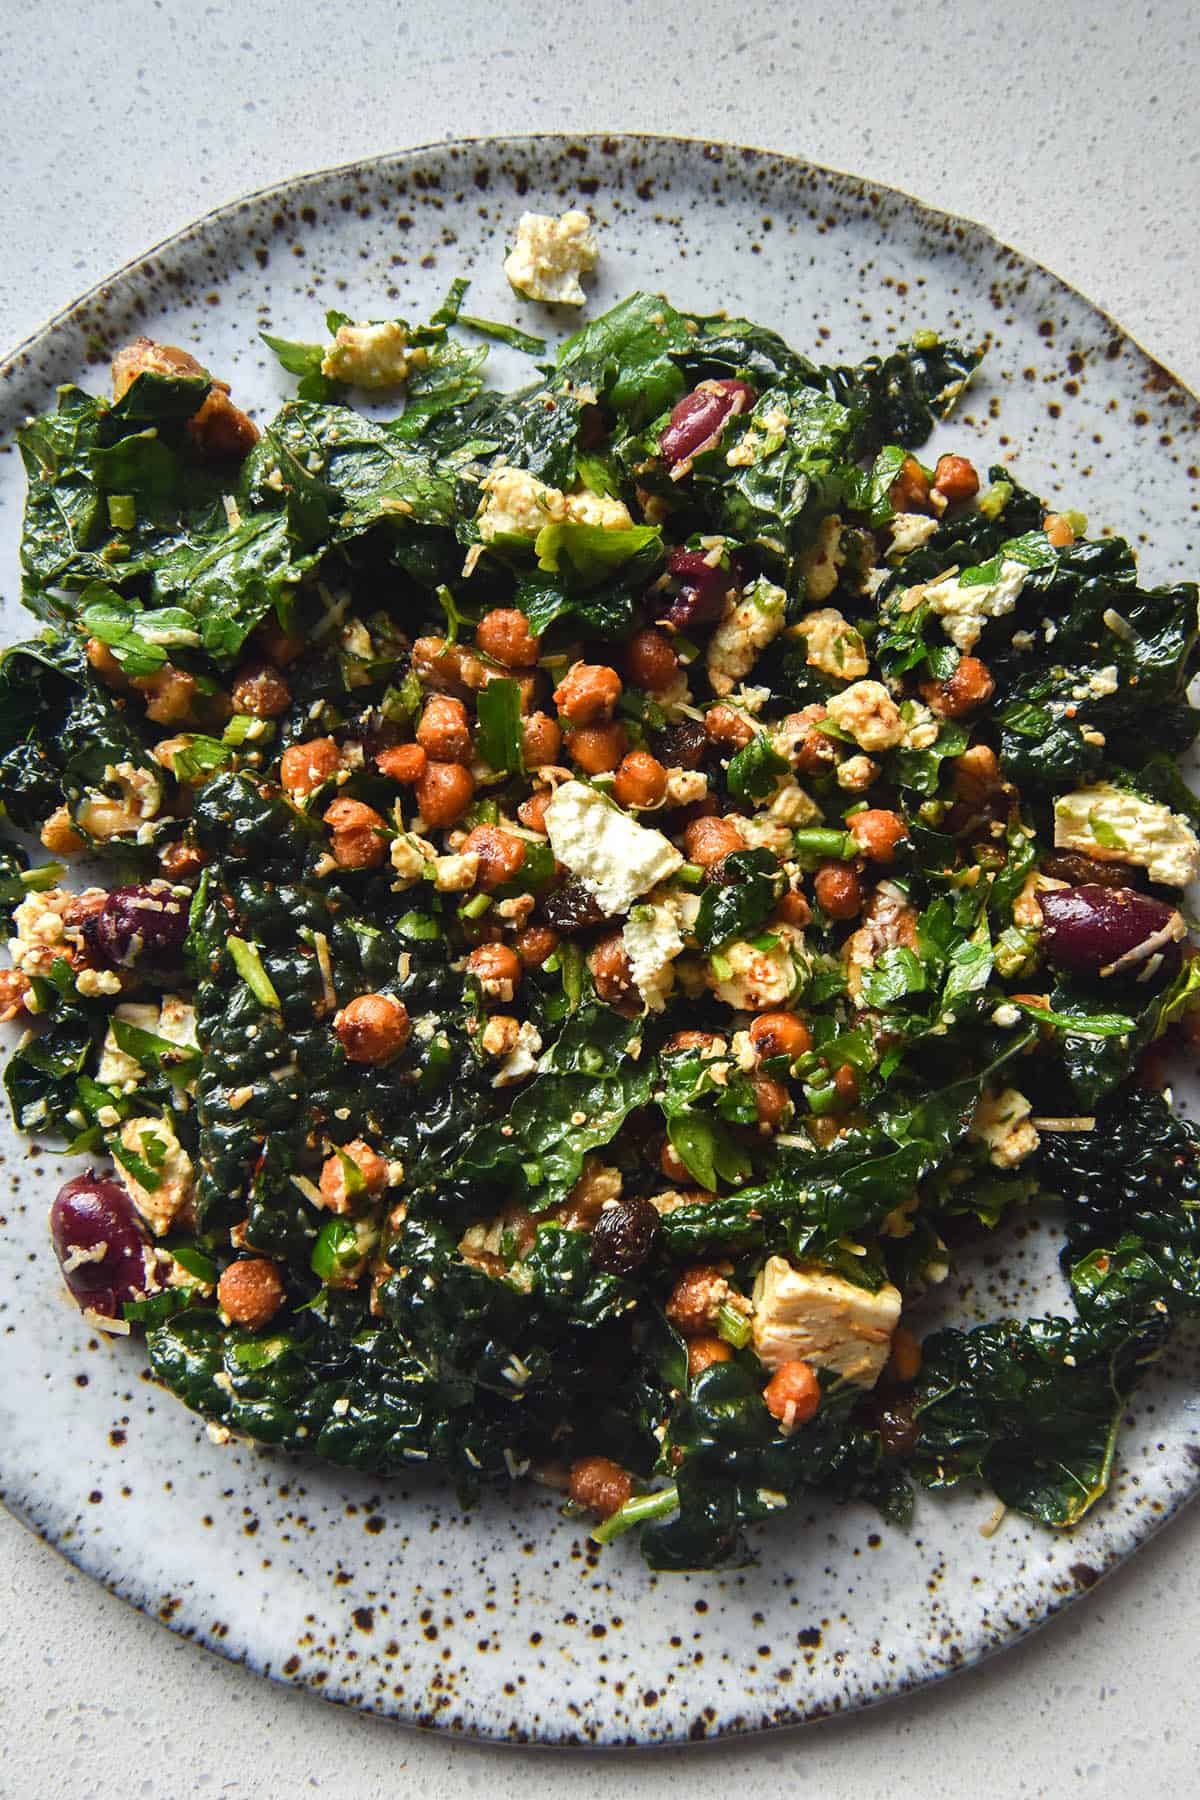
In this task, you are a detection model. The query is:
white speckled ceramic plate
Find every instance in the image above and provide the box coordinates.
[2,134,1200,1745]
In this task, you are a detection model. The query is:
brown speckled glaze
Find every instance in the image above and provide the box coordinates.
[1,135,1199,1746]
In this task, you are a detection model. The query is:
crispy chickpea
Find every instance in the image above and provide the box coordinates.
[255,620,306,666]
[1044,512,1076,548]
[467,941,522,999]
[687,1336,733,1378]
[781,705,838,777]
[516,924,559,968]
[553,662,622,725]
[217,1258,285,1330]
[412,635,485,696]
[334,993,411,1064]
[39,808,84,855]
[462,824,526,891]
[665,1030,724,1054]
[323,797,389,870]
[86,636,128,689]
[684,815,744,868]
[568,1455,632,1519]
[775,889,812,927]
[626,627,679,692]
[475,607,540,668]
[613,751,668,810]
[522,710,562,770]
[814,861,863,920]
[888,453,932,514]
[417,694,472,765]
[888,1325,922,1384]
[137,666,197,725]
[231,660,290,719]
[665,1265,730,1337]
[762,1359,821,1431]
[159,840,207,882]
[568,722,628,774]
[834,1063,860,1107]
[704,704,755,750]
[281,737,342,798]
[589,932,636,1006]
[921,655,995,719]
[318,1139,389,1213]
[753,1073,792,1130]
[847,808,908,863]
[660,1139,691,1182]
[0,968,31,1023]
[517,790,552,834]
[376,743,427,784]
[952,743,1001,803]
[416,761,475,828]
[749,1012,812,1061]
[932,454,980,504]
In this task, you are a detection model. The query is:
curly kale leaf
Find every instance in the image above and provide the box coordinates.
[693,848,786,951]
[822,335,984,450]
[1040,1087,1200,1259]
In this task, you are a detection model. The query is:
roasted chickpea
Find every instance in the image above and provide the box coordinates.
[749,1012,812,1061]
[417,694,472,765]
[687,1336,733,1378]
[230,660,290,718]
[553,662,622,725]
[39,808,84,855]
[159,841,207,882]
[323,797,388,870]
[704,704,755,750]
[781,705,838,776]
[762,1359,821,1431]
[334,993,411,1064]
[847,808,908,863]
[613,751,668,810]
[568,722,628,774]
[888,1325,922,1384]
[281,737,342,798]
[86,636,128,689]
[255,619,306,666]
[626,627,679,692]
[589,932,636,1006]
[775,889,812,927]
[522,710,562,770]
[375,743,427,784]
[517,790,552,834]
[412,635,485,696]
[318,1139,389,1213]
[814,861,863,920]
[217,1258,285,1329]
[684,815,744,867]
[888,454,932,514]
[833,1063,860,1107]
[461,824,526,892]
[515,925,559,968]
[137,666,197,725]
[416,761,475,828]
[1044,512,1076,548]
[665,1030,724,1054]
[665,1265,730,1337]
[952,743,1001,804]
[467,941,522,999]
[920,655,995,719]
[568,1456,632,1519]
[753,1073,792,1129]
[475,607,540,668]
[932,454,980,504]
[0,969,31,1023]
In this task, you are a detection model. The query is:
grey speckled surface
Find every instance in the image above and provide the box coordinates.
[0,0,1198,1792]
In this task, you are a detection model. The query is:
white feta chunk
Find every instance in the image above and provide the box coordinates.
[824,679,905,752]
[797,514,846,601]
[115,1115,194,1237]
[902,558,1029,653]
[752,1255,902,1386]
[503,209,598,306]
[888,511,940,556]
[476,466,632,542]
[1053,783,1200,887]
[792,605,868,681]
[320,321,421,389]
[710,934,800,1010]
[544,781,681,916]
[706,578,787,696]
[970,1087,1040,1170]
[621,890,686,1013]
[492,1021,543,1087]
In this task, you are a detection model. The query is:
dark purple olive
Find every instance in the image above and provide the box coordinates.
[663,547,732,631]
[49,1171,151,1318]
[542,879,610,934]
[653,719,708,771]
[86,880,190,973]
[659,379,756,467]
[590,1197,661,1276]
[1039,884,1185,983]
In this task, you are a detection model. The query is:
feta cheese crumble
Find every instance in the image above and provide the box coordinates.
[320,321,422,389]
[1053,783,1200,887]
[752,1255,902,1387]
[503,209,598,306]
[544,780,682,916]
[902,558,1030,653]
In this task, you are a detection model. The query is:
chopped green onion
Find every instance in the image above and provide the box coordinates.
[675,861,704,887]
[790,828,859,861]
[591,1484,679,1545]
[459,894,492,920]
[227,936,281,1009]
[716,1302,752,1350]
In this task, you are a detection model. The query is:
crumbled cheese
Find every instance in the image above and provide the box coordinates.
[544,780,681,915]
[824,679,905,752]
[1070,665,1119,701]
[901,701,940,752]
[75,967,122,998]
[390,831,435,888]
[492,1020,543,1087]
[476,465,632,542]
[902,559,1029,653]
[115,1115,194,1236]
[503,209,598,306]
[751,1255,902,1387]
[320,320,422,389]
[797,515,846,602]
[706,578,787,696]
[1053,783,1200,887]
[664,767,709,806]
[433,851,480,892]
[970,1087,1040,1169]
[622,890,686,1013]
[792,605,868,682]
[96,996,196,1092]
[710,934,800,1010]
[836,753,880,793]
[888,511,940,556]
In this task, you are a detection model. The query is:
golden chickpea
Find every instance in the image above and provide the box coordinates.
[318,1139,389,1213]
[515,925,559,968]
[334,993,412,1064]
[749,1012,812,1061]
[461,824,526,892]
[567,1456,633,1519]
[280,737,342,798]
[781,705,837,776]
[833,1063,860,1107]
[231,661,290,718]
[39,808,85,855]
[687,1335,733,1378]
[137,666,197,725]
[762,1359,821,1431]
[665,1266,729,1337]
[568,722,628,774]
[920,655,995,719]
[412,635,485,696]
[775,889,812,927]
[665,1030,723,1054]
[475,607,540,668]
[753,1073,792,1129]
[1044,512,1076,548]
[522,710,562,770]
[375,743,427,784]
[323,797,388,870]
[417,694,472,765]
[217,1258,285,1329]
[467,942,522,998]
[517,790,552,834]
[0,969,31,1023]
[626,627,679,692]
[704,704,755,749]
[814,862,863,920]
[416,761,475,828]
[952,744,1001,803]
[86,636,128,689]
[554,662,622,725]
[589,932,636,1005]
[613,751,668,810]
[847,808,908,863]
[888,454,932,514]
[932,454,980,504]
[159,841,207,882]
[683,815,744,867]
[888,1325,922,1384]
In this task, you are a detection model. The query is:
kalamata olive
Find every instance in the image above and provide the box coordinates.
[659,379,756,467]
[86,880,190,973]
[662,547,731,631]
[654,718,708,770]
[49,1171,151,1318]
[590,1197,661,1275]
[542,879,610,934]
[1039,884,1186,982]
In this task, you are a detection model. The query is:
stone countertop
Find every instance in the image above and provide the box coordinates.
[1,0,1197,1792]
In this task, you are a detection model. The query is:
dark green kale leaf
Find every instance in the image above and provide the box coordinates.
[693,848,786,951]
[556,292,695,428]
[1040,1087,1200,1259]
[822,335,984,450]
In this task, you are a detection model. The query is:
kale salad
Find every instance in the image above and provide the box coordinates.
[4,266,1200,1571]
